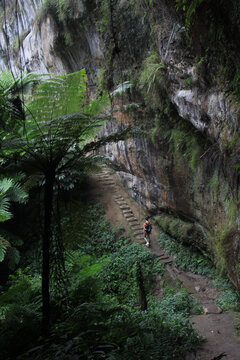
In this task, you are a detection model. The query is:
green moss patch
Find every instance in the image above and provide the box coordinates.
[154,213,206,249]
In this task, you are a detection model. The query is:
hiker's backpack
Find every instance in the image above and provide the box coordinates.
[145,222,152,233]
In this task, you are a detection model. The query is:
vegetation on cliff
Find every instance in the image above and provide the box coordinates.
[1,0,240,357]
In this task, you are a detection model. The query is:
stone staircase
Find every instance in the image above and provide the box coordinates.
[96,166,173,266]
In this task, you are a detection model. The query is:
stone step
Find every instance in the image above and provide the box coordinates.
[114,195,123,199]
[136,234,145,240]
[116,201,128,206]
[160,258,173,264]
[101,181,115,185]
[123,211,133,216]
[158,255,170,260]
[116,198,127,203]
[127,216,138,222]
[100,180,113,183]
[126,218,138,223]
[128,221,139,226]
[120,205,131,210]
[134,230,144,235]
[156,252,166,257]
[124,211,135,216]
[202,303,222,315]
[99,176,110,179]
[131,225,142,230]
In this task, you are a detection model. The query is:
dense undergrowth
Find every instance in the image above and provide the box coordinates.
[158,232,240,312]
[0,202,202,360]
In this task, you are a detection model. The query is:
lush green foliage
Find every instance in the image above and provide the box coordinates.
[0,269,42,355]
[0,70,45,97]
[159,232,215,275]
[138,52,166,108]
[0,69,109,166]
[0,202,202,359]
[167,128,201,170]
[0,175,28,222]
[159,231,240,312]
[176,0,207,33]
[0,175,28,264]
[213,276,240,312]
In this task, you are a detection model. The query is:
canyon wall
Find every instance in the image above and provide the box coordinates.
[1,0,240,288]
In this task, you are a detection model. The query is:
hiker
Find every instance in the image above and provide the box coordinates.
[143,217,152,247]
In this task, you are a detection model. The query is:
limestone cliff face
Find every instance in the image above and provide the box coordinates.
[1,0,240,288]
[0,0,103,77]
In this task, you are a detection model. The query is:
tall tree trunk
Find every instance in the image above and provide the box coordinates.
[136,262,148,311]
[42,170,55,334]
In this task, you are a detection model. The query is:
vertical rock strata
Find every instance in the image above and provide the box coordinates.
[1,0,240,288]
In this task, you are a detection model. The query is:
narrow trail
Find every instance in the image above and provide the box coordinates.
[89,166,240,360]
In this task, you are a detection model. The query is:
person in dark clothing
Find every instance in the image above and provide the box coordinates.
[143,217,152,247]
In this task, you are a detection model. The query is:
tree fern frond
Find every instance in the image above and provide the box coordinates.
[6,182,28,203]
[27,69,88,125]
[0,236,11,262]
[84,91,110,117]
[0,70,48,97]
[0,204,13,222]
[0,70,14,92]
[0,178,14,193]
[0,195,11,212]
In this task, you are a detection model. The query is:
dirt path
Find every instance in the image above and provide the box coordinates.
[89,166,240,359]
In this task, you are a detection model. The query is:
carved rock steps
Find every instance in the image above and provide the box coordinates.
[97,170,173,265]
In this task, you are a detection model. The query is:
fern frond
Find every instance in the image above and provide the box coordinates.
[6,182,28,203]
[0,178,13,193]
[0,236,11,262]
[68,155,108,175]
[27,69,87,125]
[0,70,48,97]
[111,82,132,96]
[0,196,12,222]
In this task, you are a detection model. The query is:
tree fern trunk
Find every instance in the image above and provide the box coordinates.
[42,170,54,334]
[136,262,148,311]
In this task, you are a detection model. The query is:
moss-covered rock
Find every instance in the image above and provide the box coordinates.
[154,213,207,250]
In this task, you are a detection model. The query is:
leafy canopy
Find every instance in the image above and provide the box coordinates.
[0,69,110,173]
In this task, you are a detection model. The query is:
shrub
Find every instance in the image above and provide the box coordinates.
[158,232,215,275]
[99,243,165,305]
[0,269,41,357]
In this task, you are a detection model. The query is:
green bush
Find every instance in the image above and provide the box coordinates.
[0,269,41,357]
[158,232,215,275]
[99,243,165,305]
[66,253,104,305]
[3,202,202,359]
[213,276,240,311]
[61,202,129,254]
[138,51,166,108]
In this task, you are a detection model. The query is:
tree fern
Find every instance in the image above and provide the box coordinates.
[0,68,130,332]
[0,70,47,97]
[27,70,87,123]
[0,236,11,262]
[0,176,28,263]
